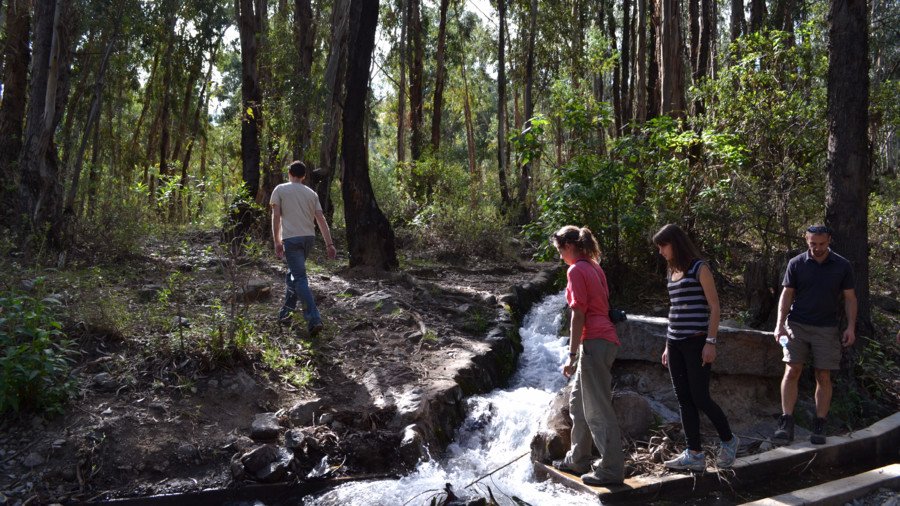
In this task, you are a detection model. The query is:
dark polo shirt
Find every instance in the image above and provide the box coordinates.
[782,249,855,327]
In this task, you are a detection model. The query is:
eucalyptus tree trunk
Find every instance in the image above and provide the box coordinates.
[430,0,450,152]
[396,0,407,165]
[750,0,767,32]
[237,0,263,203]
[607,0,622,134]
[62,26,118,232]
[341,0,398,270]
[634,0,648,123]
[518,0,537,223]
[496,0,511,208]
[156,5,177,208]
[825,0,872,339]
[591,3,607,152]
[18,0,74,249]
[408,0,424,162]
[293,0,315,161]
[657,0,686,118]
[731,0,745,40]
[314,0,349,220]
[0,0,30,218]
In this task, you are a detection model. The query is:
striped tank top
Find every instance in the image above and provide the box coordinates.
[666,259,709,340]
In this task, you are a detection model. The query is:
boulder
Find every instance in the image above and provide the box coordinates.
[398,424,428,467]
[250,413,281,441]
[613,390,653,439]
[238,444,293,483]
[287,397,328,426]
[616,315,783,377]
[355,291,399,313]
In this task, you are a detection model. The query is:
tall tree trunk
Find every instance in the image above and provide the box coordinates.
[157,5,177,208]
[18,0,73,249]
[237,0,263,203]
[731,0,745,40]
[692,0,712,114]
[750,0,767,32]
[342,0,398,270]
[430,0,450,152]
[825,0,872,339]
[294,0,315,161]
[518,0,538,223]
[0,0,30,219]
[62,26,117,233]
[396,0,407,165]
[634,0,648,122]
[408,0,424,162]
[648,0,660,119]
[689,0,700,79]
[591,4,607,152]
[313,0,349,221]
[657,0,686,118]
[608,0,622,134]
[496,0,510,208]
[458,34,477,179]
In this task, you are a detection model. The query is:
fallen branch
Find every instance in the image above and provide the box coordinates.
[464,451,530,489]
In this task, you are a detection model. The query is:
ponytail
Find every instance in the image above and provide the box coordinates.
[551,225,601,261]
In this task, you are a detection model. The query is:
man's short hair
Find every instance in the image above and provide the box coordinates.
[288,161,307,179]
[806,224,832,236]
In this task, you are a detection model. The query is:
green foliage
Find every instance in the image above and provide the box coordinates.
[0,282,76,416]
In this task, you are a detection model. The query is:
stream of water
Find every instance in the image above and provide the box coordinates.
[305,292,598,505]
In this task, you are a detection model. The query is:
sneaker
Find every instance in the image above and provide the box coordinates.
[580,471,624,487]
[551,459,589,475]
[309,322,324,337]
[664,449,706,472]
[716,435,740,468]
[810,417,826,445]
[774,414,794,442]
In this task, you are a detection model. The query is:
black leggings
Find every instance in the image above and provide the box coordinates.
[667,337,733,451]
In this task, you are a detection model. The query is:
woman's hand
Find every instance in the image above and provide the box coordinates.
[563,356,577,378]
[701,343,717,365]
[661,347,668,366]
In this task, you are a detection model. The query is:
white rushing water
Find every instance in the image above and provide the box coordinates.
[305,291,598,506]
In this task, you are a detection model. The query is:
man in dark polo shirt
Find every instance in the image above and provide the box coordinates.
[773,225,857,445]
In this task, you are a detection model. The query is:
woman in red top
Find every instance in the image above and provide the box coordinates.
[550,226,624,487]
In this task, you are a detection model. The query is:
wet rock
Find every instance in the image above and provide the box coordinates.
[613,390,653,439]
[91,372,118,392]
[250,413,281,441]
[530,387,572,464]
[398,424,428,467]
[287,397,327,426]
[239,445,293,483]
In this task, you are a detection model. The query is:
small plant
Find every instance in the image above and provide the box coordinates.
[0,281,77,416]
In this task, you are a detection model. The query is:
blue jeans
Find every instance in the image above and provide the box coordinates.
[280,236,321,328]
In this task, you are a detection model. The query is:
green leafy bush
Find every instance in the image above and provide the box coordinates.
[0,285,76,416]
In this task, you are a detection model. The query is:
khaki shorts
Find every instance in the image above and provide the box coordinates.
[783,321,842,370]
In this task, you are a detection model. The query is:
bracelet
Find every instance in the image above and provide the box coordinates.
[569,352,577,357]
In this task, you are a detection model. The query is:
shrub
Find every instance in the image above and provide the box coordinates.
[0,283,77,416]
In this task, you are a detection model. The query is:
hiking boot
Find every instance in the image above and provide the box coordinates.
[774,414,794,442]
[664,449,706,472]
[716,435,740,468]
[551,459,589,475]
[278,310,294,326]
[309,322,324,337]
[580,470,624,487]
[810,417,826,445]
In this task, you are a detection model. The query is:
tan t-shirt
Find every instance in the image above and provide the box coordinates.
[270,182,322,239]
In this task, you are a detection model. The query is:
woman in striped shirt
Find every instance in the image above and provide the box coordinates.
[652,224,739,472]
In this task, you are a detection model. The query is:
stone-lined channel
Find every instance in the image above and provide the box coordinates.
[304,291,595,505]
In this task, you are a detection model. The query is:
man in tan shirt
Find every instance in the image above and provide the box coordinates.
[270,161,336,334]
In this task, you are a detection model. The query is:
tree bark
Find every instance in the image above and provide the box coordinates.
[0,0,30,218]
[157,4,178,207]
[408,0,424,162]
[634,0,648,122]
[497,0,510,208]
[730,0,745,40]
[518,0,538,223]
[293,0,315,161]
[18,0,73,249]
[396,0,407,165]
[824,0,872,338]
[657,0,686,118]
[313,0,349,221]
[237,0,263,202]
[62,26,117,231]
[341,0,398,270]
[750,0,767,32]
[608,0,622,134]
[430,0,450,152]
